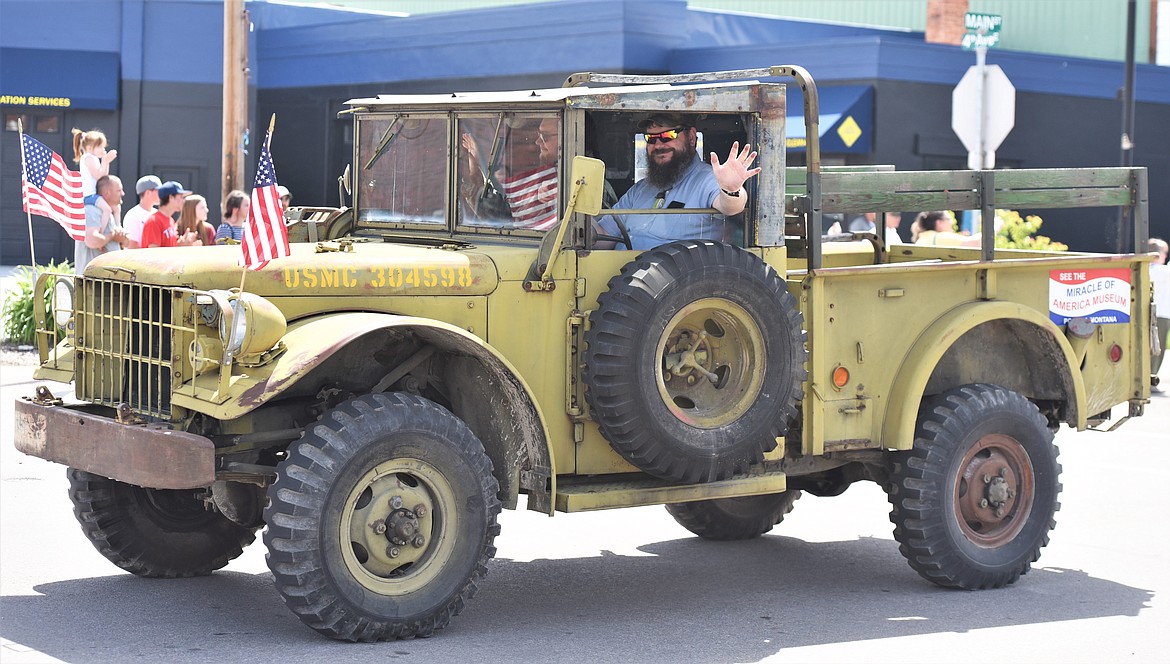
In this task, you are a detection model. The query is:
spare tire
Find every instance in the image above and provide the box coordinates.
[584,240,807,483]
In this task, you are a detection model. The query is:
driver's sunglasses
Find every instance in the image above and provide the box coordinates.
[644,127,686,144]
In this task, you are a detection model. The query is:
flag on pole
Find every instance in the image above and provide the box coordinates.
[241,133,290,269]
[21,134,85,241]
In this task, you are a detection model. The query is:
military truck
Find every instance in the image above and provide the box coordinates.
[15,66,1154,641]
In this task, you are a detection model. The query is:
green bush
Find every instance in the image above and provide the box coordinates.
[994,209,1068,251]
[1,260,73,344]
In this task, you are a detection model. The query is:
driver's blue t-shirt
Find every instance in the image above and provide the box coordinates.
[596,156,725,250]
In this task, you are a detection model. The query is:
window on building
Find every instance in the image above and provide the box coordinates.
[4,113,30,132]
[35,115,60,133]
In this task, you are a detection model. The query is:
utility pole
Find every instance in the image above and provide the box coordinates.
[1118,0,1136,253]
[223,0,248,205]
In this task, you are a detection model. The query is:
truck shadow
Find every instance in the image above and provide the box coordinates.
[478,536,1153,660]
[0,535,1152,662]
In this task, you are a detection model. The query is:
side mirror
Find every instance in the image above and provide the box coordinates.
[569,156,604,216]
[525,156,608,289]
[337,164,352,206]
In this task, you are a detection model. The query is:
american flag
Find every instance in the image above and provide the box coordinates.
[500,165,558,230]
[21,134,85,241]
[242,135,290,269]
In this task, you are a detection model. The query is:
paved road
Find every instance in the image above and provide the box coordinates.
[1,360,1167,663]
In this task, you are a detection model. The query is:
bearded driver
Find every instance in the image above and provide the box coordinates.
[594,113,761,250]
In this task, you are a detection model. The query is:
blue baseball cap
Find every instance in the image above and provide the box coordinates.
[157,180,192,198]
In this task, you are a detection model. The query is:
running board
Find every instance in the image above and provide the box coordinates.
[554,470,788,513]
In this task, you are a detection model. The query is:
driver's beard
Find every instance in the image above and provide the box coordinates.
[645,142,697,190]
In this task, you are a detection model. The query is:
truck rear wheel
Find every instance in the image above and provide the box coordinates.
[584,240,806,483]
[887,383,1061,589]
[264,392,501,642]
[666,490,801,540]
[66,468,256,577]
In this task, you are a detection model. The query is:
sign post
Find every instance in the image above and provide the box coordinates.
[952,13,1012,170]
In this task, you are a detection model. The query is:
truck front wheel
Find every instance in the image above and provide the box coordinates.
[264,392,501,642]
[886,383,1061,589]
[66,468,256,577]
[665,490,801,540]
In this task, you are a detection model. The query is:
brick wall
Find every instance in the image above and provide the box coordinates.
[926,0,969,45]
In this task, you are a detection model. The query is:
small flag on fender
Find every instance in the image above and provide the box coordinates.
[242,133,290,270]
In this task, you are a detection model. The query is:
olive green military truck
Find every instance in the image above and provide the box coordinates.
[15,66,1154,641]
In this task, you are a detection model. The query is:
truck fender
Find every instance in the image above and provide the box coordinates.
[177,312,556,514]
[881,301,1086,450]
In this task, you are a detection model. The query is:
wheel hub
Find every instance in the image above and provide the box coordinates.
[954,434,1034,547]
[384,505,426,548]
[656,298,765,428]
[345,469,438,580]
[663,331,721,386]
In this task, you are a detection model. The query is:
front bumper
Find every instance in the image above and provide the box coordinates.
[14,398,215,489]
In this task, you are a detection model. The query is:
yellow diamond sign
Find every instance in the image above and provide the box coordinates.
[837,116,862,148]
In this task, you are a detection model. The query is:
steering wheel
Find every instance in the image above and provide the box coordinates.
[593,217,633,250]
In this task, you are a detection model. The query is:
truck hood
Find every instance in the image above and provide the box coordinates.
[83,242,500,297]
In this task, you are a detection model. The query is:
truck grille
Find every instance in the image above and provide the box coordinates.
[75,279,182,419]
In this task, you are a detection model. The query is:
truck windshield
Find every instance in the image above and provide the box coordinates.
[357,114,447,226]
[456,112,560,231]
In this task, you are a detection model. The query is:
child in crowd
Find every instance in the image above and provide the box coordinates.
[178,194,216,246]
[215,189,249,244]
[72,128,118,221]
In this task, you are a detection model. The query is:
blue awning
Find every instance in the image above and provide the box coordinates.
[785,85,873,154]
[0,48,119,111]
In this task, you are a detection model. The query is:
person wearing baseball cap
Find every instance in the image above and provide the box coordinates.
[156,180,193,199]
[277,185,291,211]
[121,175,162,249]
[594,112,760,250]
[140,180,200,247]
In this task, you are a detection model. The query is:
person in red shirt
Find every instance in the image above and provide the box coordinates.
[140,180,198,248]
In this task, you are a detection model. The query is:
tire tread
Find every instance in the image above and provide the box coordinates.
[263,393,501,642]
[886,383,1062,590]
[584,240,807,483]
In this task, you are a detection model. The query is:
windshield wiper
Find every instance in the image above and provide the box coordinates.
[364,115,402,170]
[479,114,508,201]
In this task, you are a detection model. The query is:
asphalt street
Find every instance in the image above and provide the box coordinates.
[1,358,1167,663]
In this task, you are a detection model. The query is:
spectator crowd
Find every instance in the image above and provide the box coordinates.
[69,126,292,274]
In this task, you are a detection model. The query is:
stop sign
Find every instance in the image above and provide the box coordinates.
[952,64,1015,164]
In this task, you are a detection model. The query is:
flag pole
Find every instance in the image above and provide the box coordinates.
[237,113,276,295]
[17,119,39,277]
[224,113,274,375]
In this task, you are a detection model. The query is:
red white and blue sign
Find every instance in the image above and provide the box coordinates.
[1049,268,1131,325]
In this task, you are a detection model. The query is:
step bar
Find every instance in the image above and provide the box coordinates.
[554,469,788,513]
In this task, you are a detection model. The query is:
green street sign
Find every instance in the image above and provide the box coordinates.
[962,32,1001,49]
[964,12,1002,34]
[963,12,1002,50]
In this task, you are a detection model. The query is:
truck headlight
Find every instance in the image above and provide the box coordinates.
[218,291,286,363]
[52,277,74,329]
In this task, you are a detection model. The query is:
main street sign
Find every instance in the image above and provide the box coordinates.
[962,12,1002,50]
